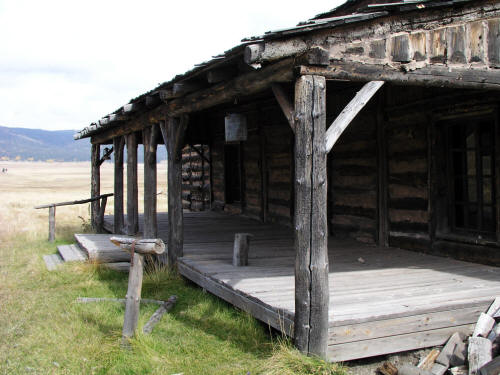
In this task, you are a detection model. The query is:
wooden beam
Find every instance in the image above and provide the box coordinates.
[271,83,295,132]
[244,40,307,65]
[125,133,139,235]
[90,58,294,144]
[113,136,125,234]
[143,125,158,239]
[325,81,384,153]
[91,144,100,231]
[298,62,500,90]
[207,68,236,84]
[294,75,329,359]
[160,117,188,267]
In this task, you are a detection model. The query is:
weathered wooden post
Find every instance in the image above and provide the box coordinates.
[48,205,56,242]
[233,233,252,266]
[113,136,125,234]
[91,144,101,231]
[160,116,188,267]
[125,133,139,235]
[109,237,165,340]
[294,75,329,359]
[143,125,158,239]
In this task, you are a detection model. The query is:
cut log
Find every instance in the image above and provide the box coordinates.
[451,340,468,367]
[142,295,177,334]
[232,233,252,267]
[244,39,307,65]
[378,362,398,375]
[399,364,434,375]
[436,332,464,367]
[450,366,468,375]
[488,325,499,342]
[487,298,500,317]
[418,349,441,370]
[469,337,493,375]
[109,237,165,255]
[474,313,496,338]
[479,356,500,375]
[431,363,449,375]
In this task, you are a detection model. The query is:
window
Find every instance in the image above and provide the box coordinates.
[224,144,242,204]
[446,116,496,235]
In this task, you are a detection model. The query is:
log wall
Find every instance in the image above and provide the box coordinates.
[181,145,210,211]
[328,85,378,244]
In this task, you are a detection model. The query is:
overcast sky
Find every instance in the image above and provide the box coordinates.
[0,0,343,132]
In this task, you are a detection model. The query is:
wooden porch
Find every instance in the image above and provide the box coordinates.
[103,211,500,362]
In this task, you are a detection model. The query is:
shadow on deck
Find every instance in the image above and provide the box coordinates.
[103,211,500,362]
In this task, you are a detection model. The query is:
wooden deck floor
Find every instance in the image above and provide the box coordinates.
[103,211,500,362]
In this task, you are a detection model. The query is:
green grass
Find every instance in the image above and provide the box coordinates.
[0,225,347,375]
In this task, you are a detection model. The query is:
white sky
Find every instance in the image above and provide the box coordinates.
[0,0,343,131]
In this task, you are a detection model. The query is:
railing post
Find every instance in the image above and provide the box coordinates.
[91,144,101,231]
[48,205,56,242]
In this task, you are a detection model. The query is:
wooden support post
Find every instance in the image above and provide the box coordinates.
[91,144,101,231]
[113,136,125,234]
[293,75,329,359]
[125,133,139,235]
[48,205,55,242]
[232,233,252,266]
[122,251,144,340]
[376,91,388,246]
[96,195,108,233]
[160,116,188,267]
[143,125,158,238]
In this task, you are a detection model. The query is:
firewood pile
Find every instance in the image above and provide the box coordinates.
[379,298,500,375]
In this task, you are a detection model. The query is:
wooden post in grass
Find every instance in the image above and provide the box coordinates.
[110,237,165,340]
[48,205,56,242]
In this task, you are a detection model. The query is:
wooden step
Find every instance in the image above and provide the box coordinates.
[43,254,64,271]
[57,244,87,262]
[74,233,132,263]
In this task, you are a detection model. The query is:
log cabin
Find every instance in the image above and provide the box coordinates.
[75,0,500,362]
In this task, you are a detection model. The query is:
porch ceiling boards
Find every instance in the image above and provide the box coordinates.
[104,212,500,362]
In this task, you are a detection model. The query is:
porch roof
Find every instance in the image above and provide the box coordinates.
[74,0,495,143]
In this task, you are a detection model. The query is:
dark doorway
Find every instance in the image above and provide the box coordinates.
[224,144,242,204]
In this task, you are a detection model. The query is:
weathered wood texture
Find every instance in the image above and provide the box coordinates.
[113,136,125,234]
[325,81,384,153]
[232,233,251,267]
[142,295,177,334]
[143,125,158,238]
[294,75,329,359]
[208,102,293,225]
[91,144,100,231]
[181,145,210,211]
[125,133,139,235]
[122,252,144,339]
[101,211,500,362]
[161,116,187,267]
[48,206,56,242]
[328,83,378,244]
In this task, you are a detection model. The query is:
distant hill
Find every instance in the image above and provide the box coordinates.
[0,126,166,162]
[0,126,89,161]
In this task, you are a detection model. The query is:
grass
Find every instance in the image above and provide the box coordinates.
[0,161,347,375]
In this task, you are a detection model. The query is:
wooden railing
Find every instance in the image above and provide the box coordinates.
[35,193,113,242]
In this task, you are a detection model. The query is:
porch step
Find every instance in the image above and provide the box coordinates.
[43,253,64,271]
[57,244,87,262]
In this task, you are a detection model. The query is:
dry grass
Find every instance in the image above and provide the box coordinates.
[0,161,346,375]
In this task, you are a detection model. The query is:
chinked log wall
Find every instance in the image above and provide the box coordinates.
[208,102,294,225]
[181,145,210,211]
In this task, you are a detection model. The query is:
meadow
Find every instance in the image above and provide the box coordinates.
[0,161,345,375]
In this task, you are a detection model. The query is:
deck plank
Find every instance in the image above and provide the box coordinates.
[103,212,500,362]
